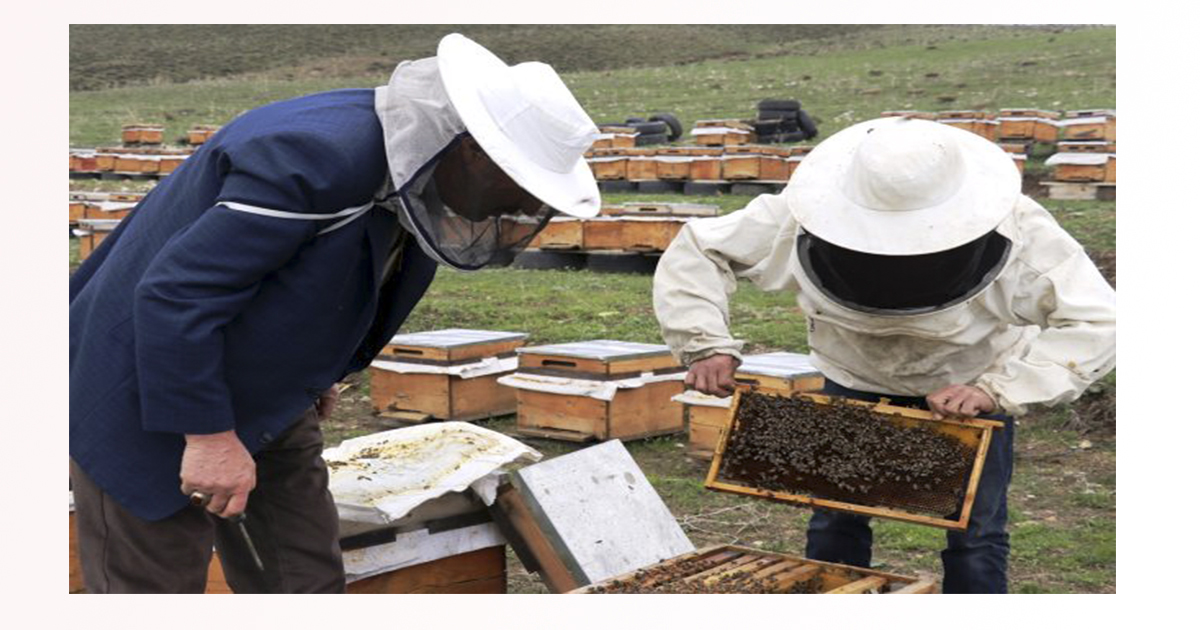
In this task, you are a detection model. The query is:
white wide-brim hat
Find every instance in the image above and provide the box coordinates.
[786,117,1020,255]
[437,33,601,218]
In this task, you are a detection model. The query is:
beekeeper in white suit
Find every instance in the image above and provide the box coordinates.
[653,116,1116,593]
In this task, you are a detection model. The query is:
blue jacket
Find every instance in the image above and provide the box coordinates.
[69,89,438,520]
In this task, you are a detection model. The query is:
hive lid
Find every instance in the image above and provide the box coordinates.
[386,328,528,348]
[736,351,821,378]
[518,339,671,361]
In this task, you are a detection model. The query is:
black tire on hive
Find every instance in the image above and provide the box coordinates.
[649,113,683,141]
[635,132,670,146]
[757,109,800,123]
[758,98,801,112]
[797,109,818,140]
[625,116,648,124]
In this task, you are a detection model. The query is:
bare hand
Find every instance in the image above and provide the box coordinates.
[926,384,996,420]
[180,430,256,518]
[316,385,339,420]
[685,354,739,397]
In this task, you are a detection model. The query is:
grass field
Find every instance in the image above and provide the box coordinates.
[69,25,1116,594]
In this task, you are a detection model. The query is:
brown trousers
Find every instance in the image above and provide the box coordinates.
[70,407,345,593]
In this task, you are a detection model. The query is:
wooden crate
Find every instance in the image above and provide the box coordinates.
[369,329,527,423]
[572,544,936,594]
[507,340,685,442]
[1060,113,1116,141]
[706,391,1005,531]
[529,217,584,250]
[682,352,825,461]
[625,148,658,180]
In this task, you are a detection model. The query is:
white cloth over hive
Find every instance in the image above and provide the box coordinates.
[370,355,518,379]
[323,422,541,526]
[497,370,685,402]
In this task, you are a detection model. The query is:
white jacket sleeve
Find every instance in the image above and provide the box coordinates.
[973,203,1117,416]
[653,193,799,366]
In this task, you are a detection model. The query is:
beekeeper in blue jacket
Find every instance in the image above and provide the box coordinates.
[69,34,601,593]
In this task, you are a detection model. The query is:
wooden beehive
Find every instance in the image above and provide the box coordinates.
[1047,153,1116,183]
[122,124,164,145]
[680,352,824,461]
[652,147,693,180]
[624,148,658,180]
[75,219,120,260]
[588,149,629,180]
[937,112,999,142]
[706,391,1005,531]
[69,499,84,593]
[721,145,790,181]
[687,147,724,180]
[572,545,937,594]
[997,109,1061,142]
[1060,111,1116,141]
[369,329,527,423]
[187,124,220,145]
[691,120,753,146]
[1058,140,1116,154]
[592,126,637,150]
[529,217,584,250]
[113,154,161,174]
[880,110,938,120]
[505,340,686,442]
[158,155,186,175]
[203,543,505,594]
[581,217,687,252]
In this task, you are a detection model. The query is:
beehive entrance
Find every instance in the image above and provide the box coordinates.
[716,392,977,518]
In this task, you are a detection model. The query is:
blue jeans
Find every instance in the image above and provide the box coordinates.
[804,379,1015,594]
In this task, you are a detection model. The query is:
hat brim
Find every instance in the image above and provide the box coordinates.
[437,34,601,219]
[786,117,1020,255]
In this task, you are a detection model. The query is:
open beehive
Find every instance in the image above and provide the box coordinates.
[572,545,935,594]
[706,391,1004,530]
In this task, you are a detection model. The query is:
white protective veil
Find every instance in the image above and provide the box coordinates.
[374,57,555,270]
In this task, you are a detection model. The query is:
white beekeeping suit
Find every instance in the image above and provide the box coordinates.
[653,117,1116,416]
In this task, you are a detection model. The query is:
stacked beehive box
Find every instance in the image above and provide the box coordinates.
[936,111,999,142]
[121,124,164,146]
[721,145,791,182]
[500,340,686,442]
[369,329,528,423]
[187,124,221,145]
[690,119,754,146]
[997,108,1061,143]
